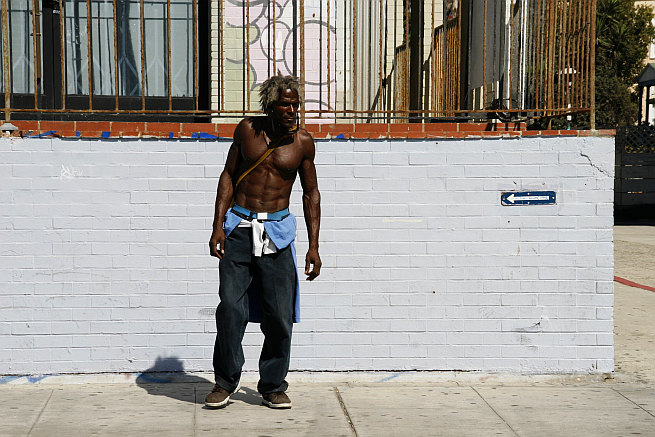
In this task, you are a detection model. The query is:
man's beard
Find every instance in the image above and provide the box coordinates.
[271,116,299,134]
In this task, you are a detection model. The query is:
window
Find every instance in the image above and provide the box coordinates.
[0,0,209,120]
[0,1,41,95]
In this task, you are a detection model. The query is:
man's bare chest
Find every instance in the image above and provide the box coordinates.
[241,136,303,174]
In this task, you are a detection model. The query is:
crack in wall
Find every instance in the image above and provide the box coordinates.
[580,151,612,177]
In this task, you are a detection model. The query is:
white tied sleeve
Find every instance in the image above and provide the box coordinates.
[237,219,278,257]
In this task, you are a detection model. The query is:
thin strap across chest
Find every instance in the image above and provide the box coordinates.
[231,129,297,205]
[234,147,275,188]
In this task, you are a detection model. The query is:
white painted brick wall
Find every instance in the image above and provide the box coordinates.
[0,136,614,375]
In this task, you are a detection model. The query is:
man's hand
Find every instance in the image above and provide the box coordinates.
[304,248,321,281]
[209,228,226,259]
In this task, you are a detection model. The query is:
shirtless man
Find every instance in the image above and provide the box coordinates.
[205,75,321,409]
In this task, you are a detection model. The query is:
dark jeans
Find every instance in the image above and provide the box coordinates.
[212,226,295,394]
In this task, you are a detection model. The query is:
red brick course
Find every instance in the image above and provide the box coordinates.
[6,120,615,139]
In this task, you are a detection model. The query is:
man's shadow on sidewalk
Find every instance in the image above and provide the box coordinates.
[135,356,261,407]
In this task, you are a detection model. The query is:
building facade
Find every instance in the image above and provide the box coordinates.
[1,1,595,125]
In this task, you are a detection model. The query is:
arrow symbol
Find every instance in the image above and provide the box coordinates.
[502,191,556,206]
[507,193,550,203]
[506,193,551,204]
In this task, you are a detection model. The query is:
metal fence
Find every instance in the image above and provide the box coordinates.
[0,0,596,125]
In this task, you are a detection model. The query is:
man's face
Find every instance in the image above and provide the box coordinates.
[270,88,300,130]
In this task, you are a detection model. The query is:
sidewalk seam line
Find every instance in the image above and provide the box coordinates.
[193,385,197,437]
[612,388,655,419]
[334,386,358,437]
[27,388,54,437]
[471,387,520,437]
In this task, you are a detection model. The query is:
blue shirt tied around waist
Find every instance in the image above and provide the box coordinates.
[223,208,300,323]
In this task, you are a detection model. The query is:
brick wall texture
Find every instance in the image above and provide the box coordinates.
[0,135,615,375]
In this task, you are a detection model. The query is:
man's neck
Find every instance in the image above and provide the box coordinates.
[268,120,298,140]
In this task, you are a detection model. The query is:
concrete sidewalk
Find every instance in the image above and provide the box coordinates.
[1,374,653,437]
[1,225,655,437]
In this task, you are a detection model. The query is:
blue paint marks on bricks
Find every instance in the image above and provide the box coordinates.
[26,375,52,383]
[102,131,110,138]
[29,130,57,138]
[169,132,174,139]
[76,131,81,137]
[0,375,23,384]
[0,374,54,384]
[335,134,346,139]
[192,132,217,139]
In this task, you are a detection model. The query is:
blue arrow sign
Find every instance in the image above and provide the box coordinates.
[501,191,556,206]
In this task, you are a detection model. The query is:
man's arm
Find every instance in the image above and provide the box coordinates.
[298,132,321,280]
[209,134,242,259]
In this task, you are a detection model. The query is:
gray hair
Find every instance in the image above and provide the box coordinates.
[259,75,301,113]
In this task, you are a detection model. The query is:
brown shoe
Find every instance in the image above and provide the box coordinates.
[204,384,240,408]
[262,391,292,409]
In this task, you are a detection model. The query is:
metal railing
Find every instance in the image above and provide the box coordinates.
[0,0,596,125]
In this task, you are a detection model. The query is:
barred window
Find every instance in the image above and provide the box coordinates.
[0,0,209,119]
